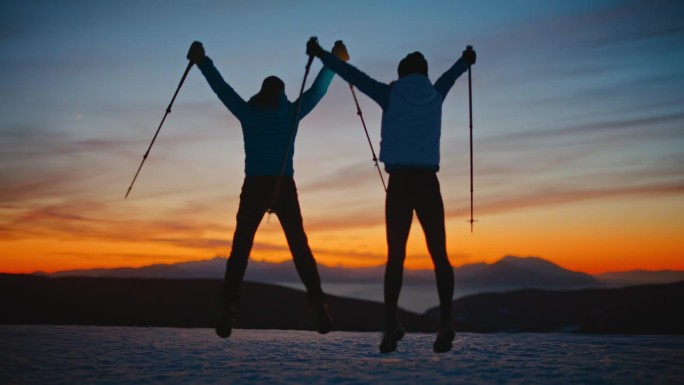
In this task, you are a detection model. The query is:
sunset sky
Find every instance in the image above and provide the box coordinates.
[1,0,683,275]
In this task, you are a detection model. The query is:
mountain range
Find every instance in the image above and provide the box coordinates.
[425,281,684,334]
[2,273,682,334]
[39,255,684,293]
[0,274,432,332]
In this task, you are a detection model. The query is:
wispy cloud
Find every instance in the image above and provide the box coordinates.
[447,181,684,219]
[479,111,684,151]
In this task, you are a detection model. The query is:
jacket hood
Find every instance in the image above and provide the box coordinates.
[392,74,439,106]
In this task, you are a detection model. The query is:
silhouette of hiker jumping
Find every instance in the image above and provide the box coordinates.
[186,40,349,338]
[308,40,476,353]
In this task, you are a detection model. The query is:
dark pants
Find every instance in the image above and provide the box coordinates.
[385,170,454,329]
[220,176,325,306]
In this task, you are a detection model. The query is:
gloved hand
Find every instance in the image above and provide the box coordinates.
[462,46,476,65]
[187,41,206,65]
[306,37,324,58]
[332,40,350,62]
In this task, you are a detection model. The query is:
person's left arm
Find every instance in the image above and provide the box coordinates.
[296,66,335,118]
[433,47,476,98]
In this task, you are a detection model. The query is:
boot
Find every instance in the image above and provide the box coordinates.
[379,323,405,354]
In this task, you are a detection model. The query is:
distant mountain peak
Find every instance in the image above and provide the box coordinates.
[496,255,570,272]
[458,255,599,289]
[500,255,530,262]
[500,255,554,264]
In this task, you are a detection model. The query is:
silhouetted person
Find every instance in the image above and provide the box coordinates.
[187,41,349,338]
[308,40,476,353]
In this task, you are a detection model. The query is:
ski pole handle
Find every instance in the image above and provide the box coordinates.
[333,40,350,62]
[307,36,318,55]
[463,45,476,66]
[306,36,322,59]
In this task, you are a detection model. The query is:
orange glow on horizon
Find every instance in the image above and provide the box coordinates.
[1,194,682,275]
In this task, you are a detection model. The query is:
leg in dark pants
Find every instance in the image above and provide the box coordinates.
[221,176,325,306]
[275,179,325,304]
[216,177,269,338]
[414,175,454,328]
[220,177,269,306]
[384,174,414,331]
[384,171,454,330]
[218,176,329,336]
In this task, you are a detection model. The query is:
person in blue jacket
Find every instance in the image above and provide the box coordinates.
[307,40,476,353]
[186,41,348,338]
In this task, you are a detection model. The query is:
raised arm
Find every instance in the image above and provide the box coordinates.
[187,41,248,120]
[197,58,248,120]
[433,46,476,98]
[309,40,391,109]
[297,66,335,119]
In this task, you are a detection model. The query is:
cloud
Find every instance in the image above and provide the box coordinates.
[299,160,385,193]
[446,181,684,219]
[1,196,222,242]
[477,0,684,55]
[479,111,684,152]
[571,1,684,49]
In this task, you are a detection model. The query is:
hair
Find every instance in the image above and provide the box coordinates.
[397,52,428,78]
[248,76,285,110]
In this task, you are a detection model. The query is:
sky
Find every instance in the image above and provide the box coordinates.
[1,0,683,274]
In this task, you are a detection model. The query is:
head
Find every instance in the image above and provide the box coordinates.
[249,75,285,110]
[261,76,285,93]
[397,52,428,78]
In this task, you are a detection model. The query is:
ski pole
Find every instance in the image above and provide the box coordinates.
[348,83,387,192]
[466,45,477,233]
[269,37,318,214]
[125,60,194,199]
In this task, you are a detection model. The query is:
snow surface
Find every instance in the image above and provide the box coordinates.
[1,326,682,385]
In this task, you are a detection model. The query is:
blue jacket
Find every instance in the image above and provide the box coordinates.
[198,57,334,176]
[319,52,469,172]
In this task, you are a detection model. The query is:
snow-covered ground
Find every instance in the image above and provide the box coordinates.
[1,326,682,385]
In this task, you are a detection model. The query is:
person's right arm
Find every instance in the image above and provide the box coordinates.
[187,42,247,120]
[197,58,248,120]
[318,51,391,109]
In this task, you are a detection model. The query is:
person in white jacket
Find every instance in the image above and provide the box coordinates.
[308,40,476,353]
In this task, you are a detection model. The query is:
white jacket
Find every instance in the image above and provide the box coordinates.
[380,74,443,167]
